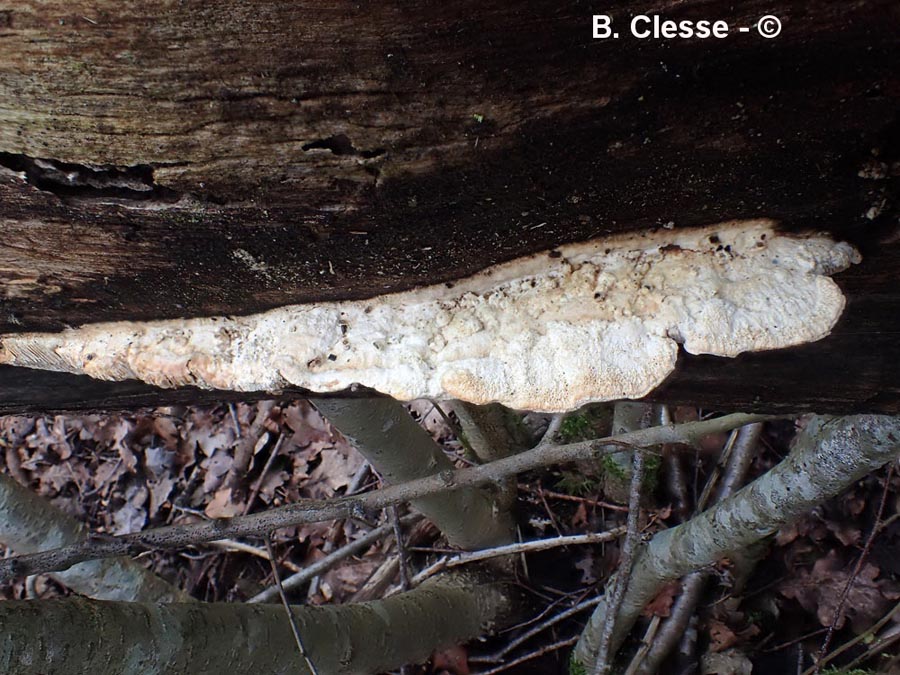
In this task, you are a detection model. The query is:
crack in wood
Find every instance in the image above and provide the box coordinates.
[302,134,385,159]
[0,152,181,203]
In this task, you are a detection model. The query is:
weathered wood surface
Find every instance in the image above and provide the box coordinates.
[0,0,897,413]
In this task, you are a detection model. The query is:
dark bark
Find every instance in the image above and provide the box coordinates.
[0,0,897,412]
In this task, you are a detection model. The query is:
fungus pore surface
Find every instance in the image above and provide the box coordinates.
[0,220,859,412]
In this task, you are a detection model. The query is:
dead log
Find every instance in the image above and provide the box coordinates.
[0,1,897,412]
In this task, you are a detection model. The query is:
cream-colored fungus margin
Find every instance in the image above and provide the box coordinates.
[0,220,859,412]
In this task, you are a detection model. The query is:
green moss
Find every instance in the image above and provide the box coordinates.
[568,654,587,675]
[744,609,766,625]
[821,669,875,675]
[555,470,601,496]
[559,413,593,442]
[600,453,630,481]
[642,453,662,491]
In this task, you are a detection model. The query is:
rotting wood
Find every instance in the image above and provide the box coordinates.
[0,1,897,413]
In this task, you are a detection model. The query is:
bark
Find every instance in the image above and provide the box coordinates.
[0,1,896,414]
[312,398,513,549]
[635,422,764,674]
[0,473,187,603]
[449,402,533,464]
[449,401,530,511]
[602,402,655,503]
[0,576,515,675]
[573,415,900,668]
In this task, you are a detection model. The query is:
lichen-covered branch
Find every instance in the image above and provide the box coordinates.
[313,398,512,548]
[574,415,900,667]
[0,473,187,603]
[0,412,769,583]
[634,422,764,674]
[0,576,514,675]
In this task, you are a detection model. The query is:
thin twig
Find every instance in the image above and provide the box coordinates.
[537,485,564,537]
[593,449,646,675]
[411,528,627,585]
[209,538,301,573]
[623,615,661,675]
[351,557,400,602]
[762,627,829,654]
[264,535,319,675]
[345,461,372,496]
[696,427,739,510]
[228,403,241,434]
[242,432,285,516]
[390,506,410,590]
[523,487,629,513]
[249,514,421,604]
[0,413,772,583]
[812,463,895,674]
[540,414,565,447]
[839,627,900,673]
[473,597,602,664]
[804,599,900,674]
[473,636,579,675]
[225,401,276,494]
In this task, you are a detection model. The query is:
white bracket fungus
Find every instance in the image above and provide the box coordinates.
[0,220,859,412]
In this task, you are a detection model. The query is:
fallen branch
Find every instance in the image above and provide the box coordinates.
[249,514,421,604]
[631,422,764,675]
[0,575,514,674]
[411,527,627,585]
[591,445,646,674]
[0,412,769,583]
[573,415,900,667]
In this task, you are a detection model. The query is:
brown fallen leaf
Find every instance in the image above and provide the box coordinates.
[431,644,470,675]
[643,580,681,618]
[779,549,900,632]
[707,619,739,652]
[205,487,244,519]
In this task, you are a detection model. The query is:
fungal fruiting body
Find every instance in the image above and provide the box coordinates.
[0,220,859,412]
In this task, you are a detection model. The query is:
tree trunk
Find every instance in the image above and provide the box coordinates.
[0,576,515,674]
[0,1,896,413]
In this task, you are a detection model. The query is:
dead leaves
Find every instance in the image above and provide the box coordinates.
[643,580,681,618]
[779,549,900,632]
[0,400,372,602]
